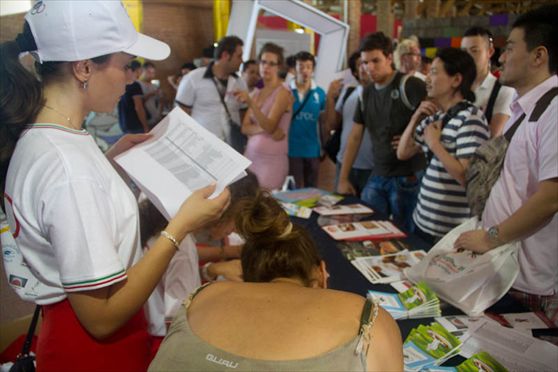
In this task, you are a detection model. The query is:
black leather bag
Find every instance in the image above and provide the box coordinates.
[323,86,356,162]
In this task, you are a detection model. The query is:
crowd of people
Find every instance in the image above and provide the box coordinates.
[0,0,556,371]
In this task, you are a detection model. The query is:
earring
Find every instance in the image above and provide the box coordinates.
[82,80,88,90]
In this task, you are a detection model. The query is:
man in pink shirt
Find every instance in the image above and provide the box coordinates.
[455,4,558,322]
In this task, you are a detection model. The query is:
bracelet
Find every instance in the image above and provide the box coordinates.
[201,262,214,282]
[160,230,180,250]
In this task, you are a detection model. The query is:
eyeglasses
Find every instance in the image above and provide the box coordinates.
[259,60,279,67]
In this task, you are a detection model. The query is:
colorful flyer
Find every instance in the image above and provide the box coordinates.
[456,352,508,372]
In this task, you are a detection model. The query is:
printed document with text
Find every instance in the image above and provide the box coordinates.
[115,107,251,219]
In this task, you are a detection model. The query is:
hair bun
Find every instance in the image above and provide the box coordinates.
[235,191,291,243]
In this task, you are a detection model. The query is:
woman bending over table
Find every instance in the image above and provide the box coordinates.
[150,192,403,371]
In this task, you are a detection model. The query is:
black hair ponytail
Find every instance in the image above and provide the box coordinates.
[0,22,43,198]
[435,48,477,103]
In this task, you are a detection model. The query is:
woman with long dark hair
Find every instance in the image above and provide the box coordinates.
[0,2,229,370]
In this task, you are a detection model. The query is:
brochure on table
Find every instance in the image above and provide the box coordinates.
[115,108,251,219]
[280,202,313,219]
[337,239,408,260]
[273,188,332,207]
[403,322,462,371]
[314,203,373,216]
[352,250,427,284]
[423,352,508,372]
[459,318,558,371]
[323,220,407,241]
[368,282,441,319]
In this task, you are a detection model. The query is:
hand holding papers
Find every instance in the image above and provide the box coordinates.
[115,108,251,219]
[368,282,441,319]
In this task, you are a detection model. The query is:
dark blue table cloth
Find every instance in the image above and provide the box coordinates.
[290,196,529,366]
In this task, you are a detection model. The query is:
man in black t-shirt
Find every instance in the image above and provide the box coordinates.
[337,32,426,232]
[118,60,149,134]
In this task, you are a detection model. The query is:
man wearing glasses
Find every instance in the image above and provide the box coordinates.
[395,39,426,81]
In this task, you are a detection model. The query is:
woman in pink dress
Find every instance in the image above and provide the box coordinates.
[235,43,293,190]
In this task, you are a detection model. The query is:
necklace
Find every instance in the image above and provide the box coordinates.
[42,104,73,128]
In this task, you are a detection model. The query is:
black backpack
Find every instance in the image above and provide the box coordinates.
[323,86,356,162]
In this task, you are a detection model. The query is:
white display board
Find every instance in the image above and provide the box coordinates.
[254,29,311,60]
[227,0,349,89]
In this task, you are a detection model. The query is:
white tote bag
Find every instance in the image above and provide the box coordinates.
[404,217,519,316]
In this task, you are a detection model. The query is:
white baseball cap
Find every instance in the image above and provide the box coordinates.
[24,0,170,63]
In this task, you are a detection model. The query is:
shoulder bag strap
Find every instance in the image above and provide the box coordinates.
[503,86,558,142]
[398,73,415,111]
[342,86,356,106]
[484,79,502,123]
[292,89,313,119]
[502,113,527,142]
[211,78,233,121]
[529,87,558,121]
[20,305,41,357]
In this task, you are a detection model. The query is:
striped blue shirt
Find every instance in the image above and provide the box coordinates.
[413,102,489,236]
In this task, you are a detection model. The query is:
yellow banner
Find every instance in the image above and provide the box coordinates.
[214,0,231,42]
[122,0,144,62]
[122,0,143,32]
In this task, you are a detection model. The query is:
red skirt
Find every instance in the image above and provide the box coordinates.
[37,299,151,372]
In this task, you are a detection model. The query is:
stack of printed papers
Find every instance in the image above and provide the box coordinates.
[352,249,426,284]
[337,239,407,260]
[403,322,462,371]
[424,352,508,372]
[272,188,332,207]
[115,108,251,219]
[317,194,344,207]
[459,318,558,371]
[280,202,312,219]
[322,220,407,241]
[368,282,441,319]
[313,203,373,216]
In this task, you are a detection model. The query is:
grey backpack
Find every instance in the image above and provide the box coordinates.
[466,87,558,218]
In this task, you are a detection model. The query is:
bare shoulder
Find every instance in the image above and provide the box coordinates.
[276,86,293,100]
[315,288,366,310]
[367,306,403,371]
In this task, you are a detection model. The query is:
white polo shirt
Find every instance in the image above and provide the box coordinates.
[4,124,142,304]
[175,62,247,141]
[474,73,514,120]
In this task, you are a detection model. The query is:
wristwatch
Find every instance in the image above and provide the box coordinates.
[487,225,500,242]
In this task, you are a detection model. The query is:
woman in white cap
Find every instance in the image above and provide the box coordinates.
[0,1,230,370]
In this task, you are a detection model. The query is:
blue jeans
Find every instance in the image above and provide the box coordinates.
[361,174,420,232]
